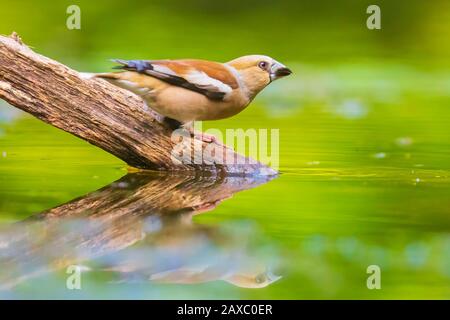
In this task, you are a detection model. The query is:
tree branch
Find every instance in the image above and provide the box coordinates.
[0,33,276,176]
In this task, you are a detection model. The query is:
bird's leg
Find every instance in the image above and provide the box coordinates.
[164,119,228,147]
[162,117,183,131]
[163,118,216,142]
[191,199,226,215]
[183,121,220,144]
[162,117,212,141]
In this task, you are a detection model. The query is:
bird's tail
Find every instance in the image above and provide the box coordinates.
[79,60,148,96]
[87,69,150,99]
[79,59,142,81]
[110,59,152,72]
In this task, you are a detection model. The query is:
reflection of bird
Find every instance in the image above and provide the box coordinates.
[147,265,281,289]
[99,209,282,289]
[92,55,291,142]
[102,235,282,289]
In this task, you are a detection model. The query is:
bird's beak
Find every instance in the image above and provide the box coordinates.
[270,63,292,81]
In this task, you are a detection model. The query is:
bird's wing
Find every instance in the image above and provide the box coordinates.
[112,59,239,100]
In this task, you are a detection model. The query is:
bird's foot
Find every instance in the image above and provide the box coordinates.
[188,128,231,149]
[191,200,222,214]
[191,195,232,214]
[193,131,217,143]
[194,133,231,149]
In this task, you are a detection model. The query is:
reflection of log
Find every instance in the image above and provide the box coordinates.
[0,172,279,291]
[0,33,276,175]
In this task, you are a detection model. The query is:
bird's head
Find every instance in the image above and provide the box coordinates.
[227,55,292,99]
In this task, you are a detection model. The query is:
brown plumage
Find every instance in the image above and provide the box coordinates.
[92,55,291,141]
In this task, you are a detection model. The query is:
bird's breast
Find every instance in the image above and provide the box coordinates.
[146,86,249,122]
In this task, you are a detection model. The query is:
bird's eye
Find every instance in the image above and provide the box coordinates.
[258,61,268,70]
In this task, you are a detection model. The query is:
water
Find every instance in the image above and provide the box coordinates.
[1,70,449,298]
[0,0,450,299]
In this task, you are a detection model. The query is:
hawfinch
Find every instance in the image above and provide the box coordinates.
[94,55,292,141]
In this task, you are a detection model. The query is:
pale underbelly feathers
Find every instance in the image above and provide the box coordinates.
[148,85,249,122]
[103,72,249,123]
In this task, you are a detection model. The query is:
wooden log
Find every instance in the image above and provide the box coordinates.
[0,33,276,176]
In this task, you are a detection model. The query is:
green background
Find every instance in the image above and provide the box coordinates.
[0,0,449,299]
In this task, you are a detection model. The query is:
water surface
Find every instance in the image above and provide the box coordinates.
[0,0,449,299]
[1,75,449,298]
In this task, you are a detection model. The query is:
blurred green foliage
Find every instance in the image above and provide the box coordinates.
[1,0,450,68]
[0,0,449,299]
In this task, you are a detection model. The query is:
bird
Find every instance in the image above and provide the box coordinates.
[92,55,292,142]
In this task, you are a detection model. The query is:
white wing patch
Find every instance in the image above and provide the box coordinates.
[185,71,233,94]
[152,64,178,76]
